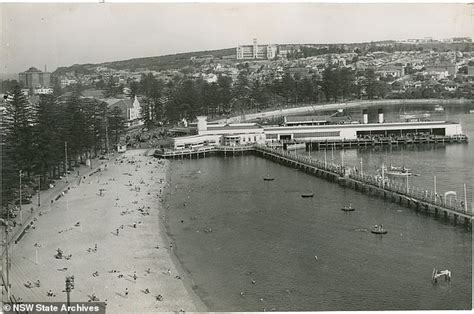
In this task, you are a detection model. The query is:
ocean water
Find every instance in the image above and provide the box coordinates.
[162,105,473,311]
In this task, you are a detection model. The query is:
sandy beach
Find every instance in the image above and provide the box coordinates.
[9,149,205,312]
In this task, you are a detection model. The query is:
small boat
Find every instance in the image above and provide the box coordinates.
[371,225,387,234]
[301,193,314,198]
[434,105,444,112]
[285,143,306,151]
[341,204,355,212]
[263,175,274,181]
[399,112,430,121]
[383,164,413,177]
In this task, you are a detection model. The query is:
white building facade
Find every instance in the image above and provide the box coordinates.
[236,38,278,60]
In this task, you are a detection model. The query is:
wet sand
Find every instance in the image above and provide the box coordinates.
[9,149,205,312]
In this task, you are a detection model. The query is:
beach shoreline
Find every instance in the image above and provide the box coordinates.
[8,149,205,312]
[157,159,209,311]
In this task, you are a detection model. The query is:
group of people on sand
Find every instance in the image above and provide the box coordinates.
[21,154,180,309]
[55,248,72,260]
[24,280,40,288]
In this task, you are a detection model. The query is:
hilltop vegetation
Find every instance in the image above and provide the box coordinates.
[54,48,235,75]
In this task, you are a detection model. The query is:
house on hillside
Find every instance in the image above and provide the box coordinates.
[375,65,405,78]
[425,63,457,76]
[103,96,142,127]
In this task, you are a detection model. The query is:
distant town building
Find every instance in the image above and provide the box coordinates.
[467,66,474,77]
[452,37,472,43]
[60,78,78,88]
[375,65,405,78]
[425,63,457,76]
[277,45,292,59]
[102,96,142,127]
[19,67,51,89]
[34,88,54,95]
[236,38,277,60]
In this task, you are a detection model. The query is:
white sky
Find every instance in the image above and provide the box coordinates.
[1,3,473,77]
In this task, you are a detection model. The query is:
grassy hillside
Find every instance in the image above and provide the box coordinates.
[54,47,235,75]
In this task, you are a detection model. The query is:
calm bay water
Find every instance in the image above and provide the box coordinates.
[163,104,473,311]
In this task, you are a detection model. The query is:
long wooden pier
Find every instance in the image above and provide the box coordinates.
[154,144,472,227]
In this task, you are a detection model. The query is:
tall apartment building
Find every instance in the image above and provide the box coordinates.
[236,38,277,60]
[19,67,51,89]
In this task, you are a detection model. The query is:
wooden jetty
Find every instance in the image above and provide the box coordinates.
[154,144,472,228]
[154,145,254,159]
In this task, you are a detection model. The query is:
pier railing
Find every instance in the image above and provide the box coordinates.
[255,144,346,177]
[349,172,470,214]
[255,144,472,217]
[155,144,471,219]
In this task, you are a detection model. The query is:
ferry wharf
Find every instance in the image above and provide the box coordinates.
[289,134,468,150]
[154,144,472,228]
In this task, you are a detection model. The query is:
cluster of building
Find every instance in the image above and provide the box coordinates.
[170,111,463,150]
[9,37,472,131]
[43,37,474,103]
[397,37,472,44]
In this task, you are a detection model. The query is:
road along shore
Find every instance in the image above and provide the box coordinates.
[213,98,473,124]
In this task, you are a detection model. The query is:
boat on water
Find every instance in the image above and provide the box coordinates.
[383,164,413,177]
[285,143,306,151]
[434,105,445,112]
[341,204,355,212]
[263,175,274,181]
[399,107,431,121]
[301,193,314,198]
[399,112,431,121]
[371,225,387,235]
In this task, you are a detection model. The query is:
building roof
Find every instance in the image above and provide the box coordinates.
[264,121,458,132]
[207,124,262,131]
[21,67,43,73]
[286,115,332,123]
[102,98,133,108]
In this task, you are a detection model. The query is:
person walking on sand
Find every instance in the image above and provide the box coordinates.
[133,272,137,281]
[116,229,119,236]
[124,288,129,297]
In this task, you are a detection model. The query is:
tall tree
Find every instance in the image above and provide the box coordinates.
[364,69,378,100]
[33,94,62,183]
[3,85,35,177]
[107,107,127,145]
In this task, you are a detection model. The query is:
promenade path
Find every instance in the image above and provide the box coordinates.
[212,99,472,123]
[8,149,203,312]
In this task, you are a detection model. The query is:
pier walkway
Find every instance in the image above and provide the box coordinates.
[255,145,472,226]
[154,144,472,227]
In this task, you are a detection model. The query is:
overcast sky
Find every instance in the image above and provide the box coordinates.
[1,3,473,77]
